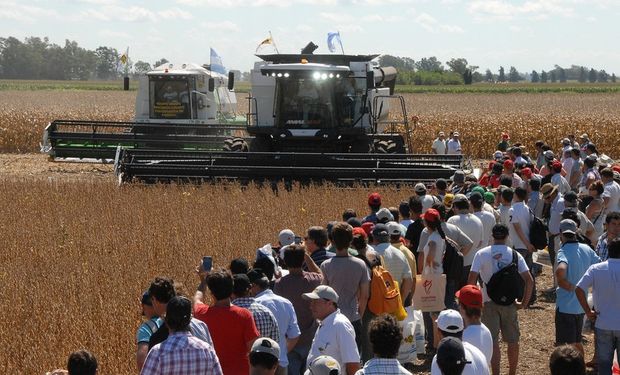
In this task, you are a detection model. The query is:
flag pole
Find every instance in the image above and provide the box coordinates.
[269,31,280,54]
[338,31,344,55]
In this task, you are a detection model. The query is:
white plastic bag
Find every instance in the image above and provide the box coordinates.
[613,351,620,374]
[397,306,417,364]
[414,309,426,356]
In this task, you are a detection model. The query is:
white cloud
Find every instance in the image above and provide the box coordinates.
[415,12,464,33]
[98,29,131,39]
[0,1,58,23]
[200,21,240,32]
[79,5,194,23]
[468,0,575,20]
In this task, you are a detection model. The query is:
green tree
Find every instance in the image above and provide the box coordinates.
[613,74,617,83]
[485,69,494,82]
[498,66,506,82]
[578,67,587,83]
[378,55,415,71]
[531,70,540,83]
[472,71,484,83]
[598,70,609,83]
[446,58,469,75]
[550,71,557,82]
[508,66,521,82]
[415,57,443,72]
[558,68,567,83]
[588,68,597,83]
[153,58,169,68]
[95,46,119,80]
[133,60,151,75]
[540,70,548,83]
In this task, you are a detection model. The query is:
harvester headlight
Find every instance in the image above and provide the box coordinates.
[336,74,341,78]
[329,73,334,78]
[321,73,328,79]
[313,72,321,80]
[277,73,283,77]
[284,73,290,78]
[271,73,277,77]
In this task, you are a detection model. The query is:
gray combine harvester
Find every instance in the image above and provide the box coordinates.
[42,50,463,184]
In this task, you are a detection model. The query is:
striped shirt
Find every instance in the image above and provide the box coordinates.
[232,297,280,342]
[355,358,412,375]
[141,331,223,375]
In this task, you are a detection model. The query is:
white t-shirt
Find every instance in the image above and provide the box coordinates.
[470,244,529,302]
[447,139,462,155]
[498,205,512,247]
[422,231,445,274]
[447,213,483,266]
[463,324,493,365]
[432,138,447,154]
[551,173,571,195]
[603,181,620,213]
[307,310,360,368]
[474,210,497,248]
[431,341,490,375]
[508,201,531,250]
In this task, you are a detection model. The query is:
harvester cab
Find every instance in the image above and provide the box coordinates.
[248,54,410,153]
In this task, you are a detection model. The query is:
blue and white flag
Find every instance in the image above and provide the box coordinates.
[210,48,227,75]
[327,32,343,53]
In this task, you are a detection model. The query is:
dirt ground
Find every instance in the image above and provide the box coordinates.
[1,153,598,374]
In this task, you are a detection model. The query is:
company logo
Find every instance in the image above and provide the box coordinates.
[423,279,433,294]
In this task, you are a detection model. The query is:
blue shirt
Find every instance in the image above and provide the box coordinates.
[556,242,601,314]
[576,259,620,330]
[137,317,163,344]
[255,289,301,366]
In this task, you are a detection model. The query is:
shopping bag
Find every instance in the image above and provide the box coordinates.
[412,271,446,312]
[397,306,417,364]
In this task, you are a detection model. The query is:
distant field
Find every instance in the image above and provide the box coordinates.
[2,79,618,94]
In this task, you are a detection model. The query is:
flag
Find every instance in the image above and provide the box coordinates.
[210,48,227,75]
[327,32,343,53]
[255,37,273,53]
[119,47,129,65]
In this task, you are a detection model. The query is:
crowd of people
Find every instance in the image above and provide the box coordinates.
[49,133,620,375]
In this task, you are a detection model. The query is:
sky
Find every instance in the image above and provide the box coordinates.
[2,0,619,74]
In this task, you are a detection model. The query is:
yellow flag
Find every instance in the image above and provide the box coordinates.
[120,54,128,65]
[255,37,272,52]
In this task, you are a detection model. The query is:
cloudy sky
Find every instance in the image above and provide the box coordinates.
[2,0,619,74]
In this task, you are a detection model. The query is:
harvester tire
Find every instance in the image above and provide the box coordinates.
[350,139,373,153]
[374,140,398,154]
[223,137,248,152]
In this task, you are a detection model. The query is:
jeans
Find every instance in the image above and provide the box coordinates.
[423,311,434,350]
[515,248,537,304]
[596,327,620,375]
[445,278,459,310]
[287,344,311,375]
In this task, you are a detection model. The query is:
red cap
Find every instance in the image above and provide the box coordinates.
[521,167,532,178]
[368,192,381,207]
[488,161,496,170]
[456,285,483,308]
[503,159,514,169]
[353,227,367,239]
[361,222,375,237]
[613,165,620,174]
[552,160,562,170]
[422,208,440,223]
[502,133,509,140]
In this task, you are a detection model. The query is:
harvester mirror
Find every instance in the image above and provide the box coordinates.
[208,78,215,92]
[366,71,375,90]
[228,71,235,91]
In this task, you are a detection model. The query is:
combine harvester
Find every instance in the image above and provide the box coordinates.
[41,62,247,162]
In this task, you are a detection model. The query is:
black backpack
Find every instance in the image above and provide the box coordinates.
[486,250,521,306]
[529,209,548,250]
[440,229,464,286]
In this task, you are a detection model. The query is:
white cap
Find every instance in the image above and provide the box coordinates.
[304,355,341,375]
[302,285,339,303]
[387,221,401,236]
[436,309,464,333]
[376,207,394,222]
[251,337,280,360]
[279,229,295,246]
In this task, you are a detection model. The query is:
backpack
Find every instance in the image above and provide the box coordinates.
[529,209,548,250]
[439,230,464,286]
[485,250,522,306]
[368,257,404,318]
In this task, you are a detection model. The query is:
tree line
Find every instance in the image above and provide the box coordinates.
[0,36,617,85]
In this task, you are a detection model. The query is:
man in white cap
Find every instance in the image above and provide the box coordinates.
[304,285,360,375]
[251,337,281,375]
[415,183,439,213]
[432,131,447,155]
[305,356,341,375]
[430,310,490,375]
[447,132,462,155]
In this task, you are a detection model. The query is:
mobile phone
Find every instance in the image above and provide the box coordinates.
[202,256,213,272]
[294,236,302,244]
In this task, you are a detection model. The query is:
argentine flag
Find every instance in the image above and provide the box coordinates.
[327,32,343,53]
[210,48,227,75]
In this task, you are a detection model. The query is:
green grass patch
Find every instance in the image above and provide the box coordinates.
[395,82,620,94]
[0,79,139,91]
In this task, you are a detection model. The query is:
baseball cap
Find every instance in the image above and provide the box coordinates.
[302,285,339,303]
[422,208,440,223]
[304,355,341,375]
[251,337,280,360]
[387,221,402,236]
[346,217,362,228]
[453,194,468,204]
[436,309,464,333]
[436,337,471,375]
[372,223,389,237]
[551,160,562,170]
[141,290,152,306]
[502,133,509,140]
[503,159,514,169]
[521,167,532,178]
[361,222,374,237]
[415,183,427,194]
[443,193,455,207]
[580,133,589,140]
[453,131,460,137]
[278,229,295,246]
[368,192,381,206]
[455,285,483,308]
[544,150,555,161]
[452,170,465,184]
[352,227,367,239]
[493,150,504,160]
[562,138,571,145]
[492,223,509,239]
[471,186,486,196]
[376,208,394,222]
[560,219,578,235]
[484,191,495,204]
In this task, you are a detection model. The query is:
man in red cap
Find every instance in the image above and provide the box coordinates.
[363,193,382,224]
[502,159,523,188]
[550,160,571,194]
[456,285,493,366]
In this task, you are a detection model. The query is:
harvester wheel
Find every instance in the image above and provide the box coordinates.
[375,140,398,154]
[350,139,373,153]
[223,137,248,152]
